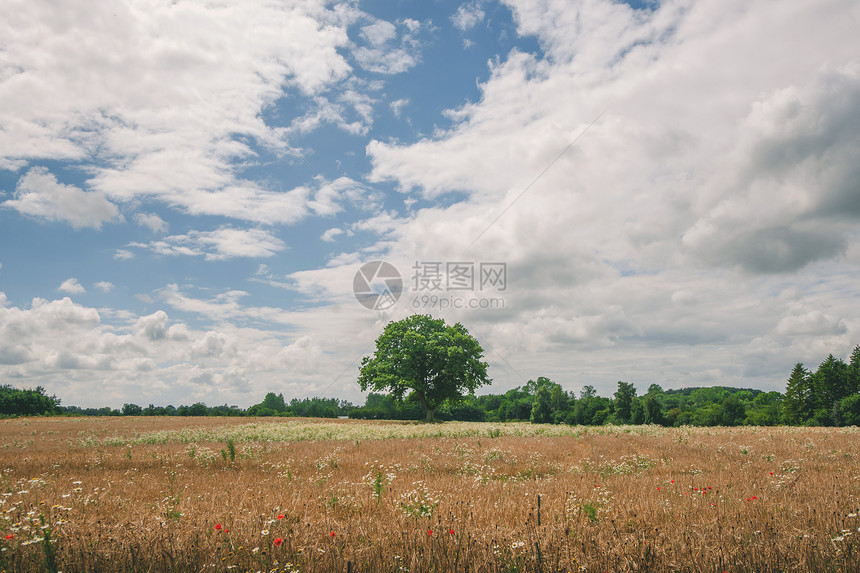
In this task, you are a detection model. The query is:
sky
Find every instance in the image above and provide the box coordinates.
[1,0,859,409]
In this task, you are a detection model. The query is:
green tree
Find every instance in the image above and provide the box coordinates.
[849,345,860,393]
[783,363,812,425]
[122,403,143,416]
[450,399,486,421]
[524,376,556,395]
[549,385,571,423]
[630,397,646,425]
[261,392,287,413]
[720,395,745,426]
[530,385,553,424]
[746,392,782,426]
[358,315,491,422]
[613,381,637,424]
[838,394,860,426]
[0,385,60,416]
[810,355,850,424]
[642,385,666,425]
[573,386,609,425]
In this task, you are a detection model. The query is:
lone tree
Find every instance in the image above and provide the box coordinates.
[358,314,491,422]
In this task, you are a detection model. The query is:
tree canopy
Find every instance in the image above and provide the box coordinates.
[0,385,60,416]
[357,314,491,422]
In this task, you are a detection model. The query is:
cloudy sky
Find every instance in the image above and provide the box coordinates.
[1,0,859,409]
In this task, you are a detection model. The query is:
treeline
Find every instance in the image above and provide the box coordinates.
[59,393,354,419]
[349,346,859,427]
[783,346,860,426]
[349,380,781,426]
[0,385,61,417]
[4,346,859,427]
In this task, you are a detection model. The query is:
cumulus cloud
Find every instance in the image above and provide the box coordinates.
[452,3,485,31]
[4,167,121,229]
[356,0,860,391]
[58,278,86,295]
[0,294,345,407]
[321,227,345,242]
[191,331,231,359]
[134,310,189,342]
[132,227,287,260]
[0,0,373,224]
[682,65,860,273]
[390,98,410,118]
[134,212,168,233]
[352,17,423,74]
[94,281,114,293]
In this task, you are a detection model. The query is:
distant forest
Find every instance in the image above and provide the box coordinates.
[3,346,859,427]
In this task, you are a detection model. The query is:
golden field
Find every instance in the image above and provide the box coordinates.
[1,417,859,572]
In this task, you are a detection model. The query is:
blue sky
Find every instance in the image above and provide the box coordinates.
[1,0,859,408]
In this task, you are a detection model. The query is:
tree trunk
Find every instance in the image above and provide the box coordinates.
[416,391,438,422]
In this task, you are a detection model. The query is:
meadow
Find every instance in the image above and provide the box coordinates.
[1,417,859,572]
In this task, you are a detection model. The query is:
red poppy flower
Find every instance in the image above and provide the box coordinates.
[4,534,13,540]
[670,480,675,484]
[752,496,757,500]
[215,523,222,531]
[449,529,455,535]
[330,531,335,537]
[657,487,661,491]
[274,537,283,546]
[428,529,433,536]
[277,514,285,520]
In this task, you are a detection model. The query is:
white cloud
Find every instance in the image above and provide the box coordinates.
[134,212,168,233]
[4,167,121,229]
[133,227,287,260]
[356,0,860,393]
[452,3,485,31]
[401,18,421,33]
[682,65,860,273]
[134,310,188,342]
[0,293,348,407]
[390,98,409,118]
[94,281,114,293]
[58,278,86,295]
[321,227,345,242]
[0,0,363,223]
[352,17,422,75]
[360,20,397,46]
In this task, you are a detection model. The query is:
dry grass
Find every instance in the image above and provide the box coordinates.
[1,417,859,572]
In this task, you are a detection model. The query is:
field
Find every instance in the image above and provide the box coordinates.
[1,418,859,572]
